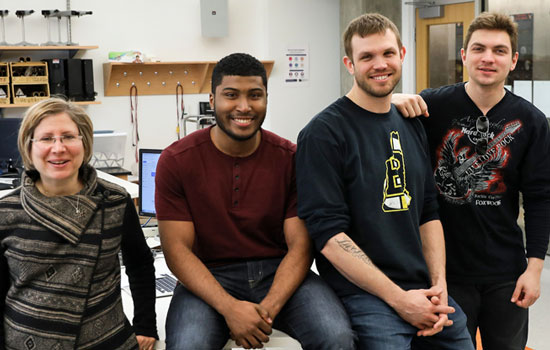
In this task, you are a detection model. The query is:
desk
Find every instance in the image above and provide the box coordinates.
[0,188,13,198]
[121,254,170,350]
[97,169,138,198]
[97,167,132,181]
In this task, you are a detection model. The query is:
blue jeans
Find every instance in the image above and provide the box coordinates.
[165,258,355,350]
[340,291,474,350]
[448,280,528,350]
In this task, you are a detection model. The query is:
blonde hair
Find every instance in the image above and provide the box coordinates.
[343,13,402,61]
[18,98,94,171]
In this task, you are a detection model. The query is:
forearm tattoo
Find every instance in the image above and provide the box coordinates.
[335,238,375,267]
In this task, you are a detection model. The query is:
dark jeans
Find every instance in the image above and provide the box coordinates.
[165,258,355,350]
[448,280,528,350]
[340,291,474,350]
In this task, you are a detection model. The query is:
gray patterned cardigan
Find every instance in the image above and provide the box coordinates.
[0,166,157,350]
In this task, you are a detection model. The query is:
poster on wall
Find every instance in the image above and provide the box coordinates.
[285,45,309,86]
[508,13,533,82]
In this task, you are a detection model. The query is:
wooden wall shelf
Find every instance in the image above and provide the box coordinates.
[0,45,98,59]
[0,101,101,108]
[103,61,274,96]
[0,46,100,107]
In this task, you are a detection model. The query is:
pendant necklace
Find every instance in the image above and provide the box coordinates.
[66,194,83,217]
[38,183,84,217]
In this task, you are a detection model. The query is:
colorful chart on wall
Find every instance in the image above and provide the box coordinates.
[285,45,309,86]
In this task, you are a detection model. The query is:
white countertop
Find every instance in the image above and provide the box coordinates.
[97,169,139,198]
[0,170,138,199]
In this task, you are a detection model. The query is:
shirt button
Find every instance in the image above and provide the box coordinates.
[235,175,239,179]
[234,188,239,192]
[233,200,238,206]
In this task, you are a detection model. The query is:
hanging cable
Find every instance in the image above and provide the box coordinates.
[176,83,185,139]
[130,84,139,163]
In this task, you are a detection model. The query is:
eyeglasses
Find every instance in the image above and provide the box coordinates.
[475,116,489,155]
[31,134,83,146]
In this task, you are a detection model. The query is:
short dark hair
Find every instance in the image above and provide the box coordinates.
[464,12,518,54]
[211,53,267,93]
[343,13,402,61]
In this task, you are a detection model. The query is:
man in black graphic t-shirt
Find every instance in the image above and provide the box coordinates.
[393,12,550,350]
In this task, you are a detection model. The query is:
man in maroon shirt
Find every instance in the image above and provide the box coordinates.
[155,53,355,350]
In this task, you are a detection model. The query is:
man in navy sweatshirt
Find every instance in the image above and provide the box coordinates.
[296,13,474,350]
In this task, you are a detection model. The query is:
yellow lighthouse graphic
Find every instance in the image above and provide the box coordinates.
[382,131,411,212]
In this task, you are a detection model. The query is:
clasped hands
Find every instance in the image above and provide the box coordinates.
[223,286,457,347]
[225,300,274,349]
[394,286,455,337]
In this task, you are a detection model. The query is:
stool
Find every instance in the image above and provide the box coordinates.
[223,329,302,350]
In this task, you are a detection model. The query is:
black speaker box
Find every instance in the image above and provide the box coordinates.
[42,58,66,97]
[64,58,83,100]
[199,101,214,115]
[81,59,95,101]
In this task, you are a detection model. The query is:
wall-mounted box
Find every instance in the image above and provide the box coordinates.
[200,0,228,37]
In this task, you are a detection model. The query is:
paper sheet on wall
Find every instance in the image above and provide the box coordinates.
[285,45,309,86]
[513,80,532,102]
[533,81,550,118]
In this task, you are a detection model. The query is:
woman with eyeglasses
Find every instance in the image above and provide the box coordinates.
[0,98,157,350]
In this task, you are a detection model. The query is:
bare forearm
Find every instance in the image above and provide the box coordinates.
[158,221,237,315]
[419,220,446,289]
[261,247,311,317]
[157,219,273,347]
[261,217,312,317]
[321,232,405,307]
[176,252,235,314]
[167,245,238,313]
[323,232,455,331]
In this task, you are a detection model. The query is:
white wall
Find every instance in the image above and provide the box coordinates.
[265,0,341,142]
[2,0,340,174]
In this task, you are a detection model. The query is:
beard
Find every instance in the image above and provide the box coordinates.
[355,69,401,98]
[213,104,265,142]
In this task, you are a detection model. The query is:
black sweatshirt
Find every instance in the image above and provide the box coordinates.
[420,82,550,283]
[297,96,439,297]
